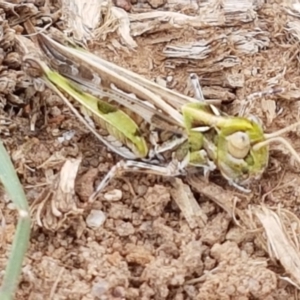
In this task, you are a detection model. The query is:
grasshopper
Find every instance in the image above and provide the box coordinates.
[21,29,300,199]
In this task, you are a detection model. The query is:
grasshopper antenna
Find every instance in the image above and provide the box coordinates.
[254,121,300,164]
[264,121,300,140]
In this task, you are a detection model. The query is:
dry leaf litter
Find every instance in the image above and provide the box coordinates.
[1,0,300,299]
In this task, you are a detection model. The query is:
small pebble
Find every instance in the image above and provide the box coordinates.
[86,210,106,228]
[116,221,135,236]
[166,75,173,83]
[51,128,60,137]
[50,106,62,117]
[156,76,167,87]
[57,130,75,143]
[136,184,147,196]
[112,286,126,298]
[104,189,123,201]
[92,280,109,297]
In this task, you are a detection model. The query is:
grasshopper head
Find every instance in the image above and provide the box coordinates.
[183,102,300,191]
[216,117,269,190]
[217,116,300,191]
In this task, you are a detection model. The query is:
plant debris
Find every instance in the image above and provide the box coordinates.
[1,0,300,299]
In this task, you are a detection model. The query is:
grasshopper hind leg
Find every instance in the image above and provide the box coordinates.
[89,158,185,201]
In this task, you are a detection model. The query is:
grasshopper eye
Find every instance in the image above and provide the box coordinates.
[226,132,250,159]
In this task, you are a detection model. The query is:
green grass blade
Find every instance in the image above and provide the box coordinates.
[0,141,30,300]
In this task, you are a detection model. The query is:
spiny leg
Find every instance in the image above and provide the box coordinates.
[89,158,185,202]
[0,141,30,300]
[239,86,285,117]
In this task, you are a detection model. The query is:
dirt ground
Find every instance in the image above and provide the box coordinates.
[1,0,300,299]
